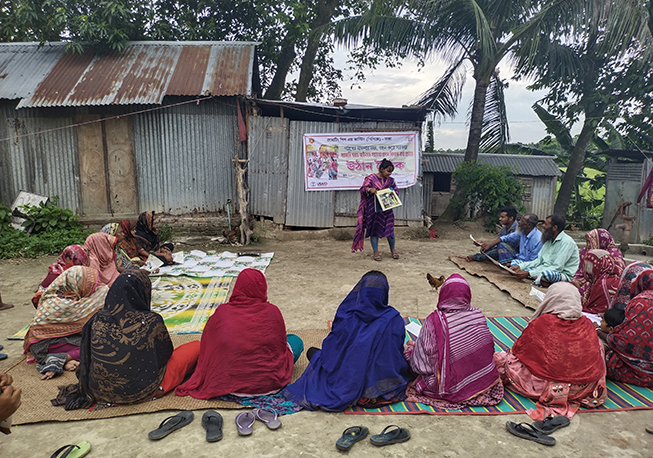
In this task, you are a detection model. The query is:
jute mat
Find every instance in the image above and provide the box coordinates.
[8,329,329,425]
[449,256,545,310]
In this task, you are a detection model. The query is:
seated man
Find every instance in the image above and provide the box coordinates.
[478,213,543,264]
[510,214,580,286]
[466,206,519,262]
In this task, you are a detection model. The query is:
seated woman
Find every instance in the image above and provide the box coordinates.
[580,249,624,314]
[283,270,408,411]
[84,232,120,286]
[175,269,301,399]
[494,282,606,420]
[53,269,200,410]
[606,263,653,387]
[24,266,108,380]
[31,244,89,308]
[404,274,504,409]
[573,229,626,299]
[119,220,147,265]
[134,211,174,265]
[610,261,652,310]
[101,221,146,270]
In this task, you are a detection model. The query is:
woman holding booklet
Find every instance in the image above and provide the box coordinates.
[351,159,401,261]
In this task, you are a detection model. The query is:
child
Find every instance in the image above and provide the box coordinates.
[597,308,625,341]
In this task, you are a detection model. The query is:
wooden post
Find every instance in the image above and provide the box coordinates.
[233,157,253,245]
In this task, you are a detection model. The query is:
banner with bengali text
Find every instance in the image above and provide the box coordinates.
[303,132,419,191]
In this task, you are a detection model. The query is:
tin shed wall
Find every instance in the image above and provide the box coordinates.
[248,116,290,223]
[0,103,80,212]
[603,161,645,243]
[530,176,556,219]
[131,98,238,214]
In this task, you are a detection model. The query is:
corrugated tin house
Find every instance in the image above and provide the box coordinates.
[422,153,561,219]
[0,41,259,219]
[602,150,653,244]
[246,99,428,228]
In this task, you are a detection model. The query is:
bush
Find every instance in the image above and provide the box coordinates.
[18,196,81,233]
[451,162,524,230]
[158,222,173,242]
[0,205,12,230]
[0,226,92,259]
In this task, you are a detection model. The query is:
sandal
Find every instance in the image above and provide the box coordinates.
[505,421,556,446]
[373,253,382,261]
[201,410,223,442]
[253,408,281,430]
[392,252,399,259]
[370,425,411,446]
[532,415,570,435]
[50,441,91,458]
[235,411,256,436]
[148,411,194,440]
[336,426,369,451]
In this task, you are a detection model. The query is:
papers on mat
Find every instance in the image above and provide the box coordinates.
[529,286,546,302]
[149,251,274,278]
[144,254,164,271]
[172,251,185,264]
[583,312,603,326]
[405,322,422,337]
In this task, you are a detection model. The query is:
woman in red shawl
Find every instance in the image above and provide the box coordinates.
[31,245,89,308]
[606,264,653,387]
[404,274,503,409]
[176,269,296,399]
[580,249,623,314]
[572,229,625,298]
[494,282,607,420]
[83,233,120,287]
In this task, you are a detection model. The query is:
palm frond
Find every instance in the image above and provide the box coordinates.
[416,58,467,119]
[532,102,573,151]
[479,74,509,154]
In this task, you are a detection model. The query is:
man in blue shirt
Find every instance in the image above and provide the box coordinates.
[490,213,543,264]
[467,206,519,262]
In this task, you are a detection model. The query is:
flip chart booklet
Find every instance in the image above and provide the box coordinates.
[375,188,402,212]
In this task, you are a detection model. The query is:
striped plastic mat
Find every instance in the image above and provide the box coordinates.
[345,316,653,415]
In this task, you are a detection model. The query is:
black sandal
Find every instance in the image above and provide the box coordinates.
[370,425,411,446]
[506,421,556,446]
[532,415,570,435]
[148,411,194,440]
[336,426,369,451]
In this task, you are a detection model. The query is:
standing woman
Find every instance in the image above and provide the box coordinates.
[352,159,399,261]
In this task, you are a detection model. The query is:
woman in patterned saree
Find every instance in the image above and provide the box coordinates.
[494,282,607,420]
[606,264,653,387]
[24,266,108,380]
[404,274,504,409]
[31,244,89,308]
[53,269,200,410]
[572,229,625,298]
[580,249,624,314]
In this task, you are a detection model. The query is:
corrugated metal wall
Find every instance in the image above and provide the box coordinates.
[530,176,556,219]
[0,102,80,212]
[131,98,239,214]
[248,117,422,228]
[603,161,646,243]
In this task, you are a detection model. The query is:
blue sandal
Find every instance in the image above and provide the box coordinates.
[370,425,411,446]
[336,426,369,451]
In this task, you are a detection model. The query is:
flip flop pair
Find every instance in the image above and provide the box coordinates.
[506,415,570,446]
[50,441,91,458]
[235,409,281,436]
[149,410,224,442]
[336,425,410,450]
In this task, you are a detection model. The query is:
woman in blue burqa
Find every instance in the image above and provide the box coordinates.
[283,270,408,411]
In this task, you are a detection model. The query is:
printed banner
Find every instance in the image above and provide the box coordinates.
[304,131,419,191]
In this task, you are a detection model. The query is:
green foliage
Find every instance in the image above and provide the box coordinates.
[643,235,653,247]
[18,197,81,234]
[451,162,523,230]
[157,222,173,243]
[0,226,91,259]
[0,204,12,230]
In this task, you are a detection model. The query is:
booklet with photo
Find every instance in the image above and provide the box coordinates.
[375,188,402,212]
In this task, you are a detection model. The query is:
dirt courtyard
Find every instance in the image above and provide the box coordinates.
[0,221,651,457]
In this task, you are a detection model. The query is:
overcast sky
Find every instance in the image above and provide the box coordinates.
[332,52,552,150]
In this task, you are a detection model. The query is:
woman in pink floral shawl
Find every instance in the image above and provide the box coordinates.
[403,273,503,409]
[573,229,625,298]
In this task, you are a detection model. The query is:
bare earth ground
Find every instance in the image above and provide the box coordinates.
[0,221,651,457]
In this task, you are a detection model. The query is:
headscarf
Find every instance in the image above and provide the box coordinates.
[606,267,653,387]
[48,245,89,276]
[573,229,626,297]
[532,281,583,320]
[84,232,120,287]
[134,211,160,252]
[118,220,140,258]
[283,272,408,411]
[513,282,605,384]
[611,262,652,310]
[101,223,119,236]
[407,274,501,404]
[24,266,107,352]
[175,269,293,399]
[52,269,173,410]
[580,249,622,314]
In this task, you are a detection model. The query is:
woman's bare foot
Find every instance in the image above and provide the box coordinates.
[64,360,79,371]
[40,371,56,380]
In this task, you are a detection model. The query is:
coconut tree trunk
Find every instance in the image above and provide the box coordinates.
[264,25,299,100]
[464,75,490,162]
[553,118,598,216]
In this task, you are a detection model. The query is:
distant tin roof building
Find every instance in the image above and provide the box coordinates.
[422,153,561,219]
[422,153,562,177]
[0,41,260,107]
